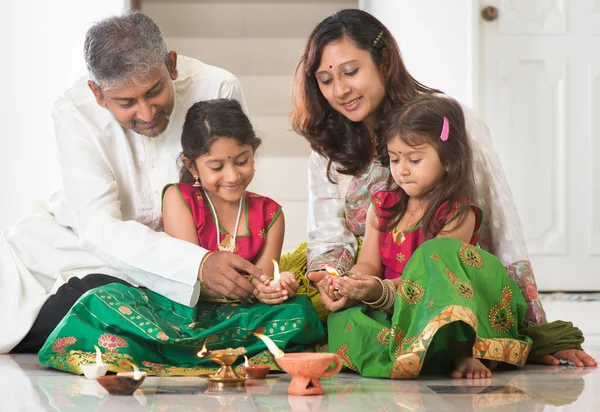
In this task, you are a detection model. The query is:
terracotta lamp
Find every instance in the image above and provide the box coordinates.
[242,355,270,379]
[97,363,146,395]
[253,332,342,396]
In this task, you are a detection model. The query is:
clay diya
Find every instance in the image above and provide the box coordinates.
[253,332,342,396]
[197,339,247,391]
[80,345,109,380]
[242,355,270,379]
[97,363,146,395]
[324,265,342,289]
[276,353,342,396]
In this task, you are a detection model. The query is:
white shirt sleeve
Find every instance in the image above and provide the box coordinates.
[220,77,249,115]
[54,119,204,307]
[306,151,357,272]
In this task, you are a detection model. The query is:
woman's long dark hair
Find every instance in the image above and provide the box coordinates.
[380,95,476,240]
[179,99,261,183]
[290,9,440,182]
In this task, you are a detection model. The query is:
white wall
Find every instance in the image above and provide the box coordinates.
[360,0,477,108]
[0,0,127,229]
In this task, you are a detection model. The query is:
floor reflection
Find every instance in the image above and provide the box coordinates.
[2,353,599,412]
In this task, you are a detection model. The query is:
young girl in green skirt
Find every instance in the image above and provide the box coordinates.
[38,99,324,376]
[323,94,533,379]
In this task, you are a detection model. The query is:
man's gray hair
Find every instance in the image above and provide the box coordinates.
[84,10,169,91]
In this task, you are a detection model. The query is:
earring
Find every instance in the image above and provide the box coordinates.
[193,175,201,187]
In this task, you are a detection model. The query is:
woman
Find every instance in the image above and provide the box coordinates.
[289,9,595,369]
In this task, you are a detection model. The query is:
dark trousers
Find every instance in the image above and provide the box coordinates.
[11,274,132,353]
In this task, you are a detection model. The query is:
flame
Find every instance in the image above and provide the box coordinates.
[197,339,208,358]
[244,355,250,367]
[94,345,103,366]
[128,362,142,380]
[324,265,341,278]
[272,259,281,283]
[253,332,284,359]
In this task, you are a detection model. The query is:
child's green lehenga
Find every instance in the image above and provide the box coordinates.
[38,287,324,376]
[326,238,533,379]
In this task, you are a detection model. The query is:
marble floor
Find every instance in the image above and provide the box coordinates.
[2,298,599,411]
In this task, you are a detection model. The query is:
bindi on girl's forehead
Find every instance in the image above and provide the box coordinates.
[329,65,333,69]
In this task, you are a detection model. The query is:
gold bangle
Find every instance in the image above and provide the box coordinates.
[362,277,386,306]
[199,251,216,290]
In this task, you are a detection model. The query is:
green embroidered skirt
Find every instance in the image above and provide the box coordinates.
[327,238,533,379]
[38,285,324,376]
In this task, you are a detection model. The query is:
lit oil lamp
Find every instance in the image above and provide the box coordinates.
[269,259,281,287]
[80,345,109,380]
[324,265,342,289]
[197,338,247,391]
[253,332,342,396]
[242,354,270,379]
[97,362,146,396]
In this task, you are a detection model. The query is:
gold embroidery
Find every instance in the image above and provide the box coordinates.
[395,253,405,263]
[377,328,392,345]
[397,280,424,305]
[489,286,515,334]
[336,343,357,371]
[459,243,484,269]
[444,268,475,300]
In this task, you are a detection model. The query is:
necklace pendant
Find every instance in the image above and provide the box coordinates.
[219,234,237,252]
[392,228,406,245]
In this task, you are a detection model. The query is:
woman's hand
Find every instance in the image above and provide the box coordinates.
[250,274,289,305]
[530,349,597,367]
[335,273,383,302]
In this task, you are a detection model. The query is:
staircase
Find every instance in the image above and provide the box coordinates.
[143,0,358,251]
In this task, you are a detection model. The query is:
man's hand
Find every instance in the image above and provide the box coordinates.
[199,252,263,300]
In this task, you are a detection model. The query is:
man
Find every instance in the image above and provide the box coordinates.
[0,10,260,353]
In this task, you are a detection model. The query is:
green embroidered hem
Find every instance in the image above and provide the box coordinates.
[38,285,324,376]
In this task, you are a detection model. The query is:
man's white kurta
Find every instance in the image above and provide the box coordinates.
[0,56,248,353]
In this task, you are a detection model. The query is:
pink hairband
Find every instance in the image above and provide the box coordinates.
[440,117,449,141]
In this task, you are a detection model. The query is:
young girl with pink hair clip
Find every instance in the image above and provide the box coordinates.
[325,94,561,379]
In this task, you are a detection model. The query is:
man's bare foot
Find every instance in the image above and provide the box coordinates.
[451,356,492,379]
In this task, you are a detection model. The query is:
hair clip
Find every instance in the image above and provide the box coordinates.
[440,117,449,141]
[373,31,384,47]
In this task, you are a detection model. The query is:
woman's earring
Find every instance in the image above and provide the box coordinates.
[193,175,202,187]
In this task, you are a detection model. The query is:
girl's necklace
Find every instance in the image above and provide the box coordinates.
[202,188,244,252]
[391,204,424,245]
